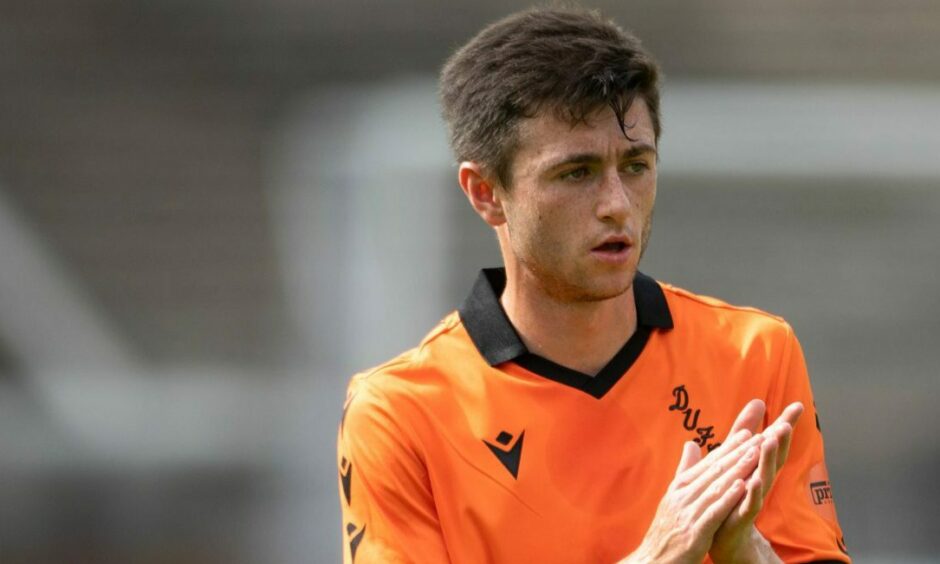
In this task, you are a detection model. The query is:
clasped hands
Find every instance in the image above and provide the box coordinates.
[623,399,804,564]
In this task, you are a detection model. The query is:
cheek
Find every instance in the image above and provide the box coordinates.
[533,203,579,243]
[514,206,566,259]
[632,182,657,216]
[511,190,589,256]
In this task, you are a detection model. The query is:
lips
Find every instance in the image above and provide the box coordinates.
[591,235,632,253]
[593,241,628,252]
[590,235,633,264]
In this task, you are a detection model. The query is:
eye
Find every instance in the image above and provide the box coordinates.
[560,166,592,181]
[624,161,650,175]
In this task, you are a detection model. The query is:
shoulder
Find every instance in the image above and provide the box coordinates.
[660,280,792,331]
[340,310,481,469]
[342,310,471,428]
[656,279,796,351]
[347,310,465,391]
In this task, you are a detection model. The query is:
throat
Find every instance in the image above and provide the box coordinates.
[500,285,637,377]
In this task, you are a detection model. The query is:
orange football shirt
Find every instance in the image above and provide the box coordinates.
[337,268,849,563]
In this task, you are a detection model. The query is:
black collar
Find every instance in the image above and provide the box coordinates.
[458,268,673,399]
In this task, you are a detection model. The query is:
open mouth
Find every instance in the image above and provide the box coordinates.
[593,241,628,253]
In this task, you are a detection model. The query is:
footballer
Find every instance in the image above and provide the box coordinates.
[337,7,849,563]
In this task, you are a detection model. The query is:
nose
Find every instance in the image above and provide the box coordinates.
[595,167,630,224]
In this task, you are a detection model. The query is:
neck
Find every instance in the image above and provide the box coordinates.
[500,266,638,376]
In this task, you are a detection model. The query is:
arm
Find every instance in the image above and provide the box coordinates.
[710,327,850,564]
[337,378,450,564]
[754,329,850,563]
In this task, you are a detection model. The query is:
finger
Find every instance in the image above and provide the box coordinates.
[676,429,751,485]
[761,420,794,475]
[775,426,794,473]
[698,478,746,537]
[729,399,766,436]
[681,431,757,490]
[676,441,701,475]
[735,473,764,521]
[774,402,804,433]
[693,443,760,517]
[773,403,803,470]
[762,402,801,472]
[687,435,763,499]
[704,428,752,464]
[757,433,779,498]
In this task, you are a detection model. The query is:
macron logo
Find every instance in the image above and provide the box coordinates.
[339,457,353,505]
[483,430,525,479]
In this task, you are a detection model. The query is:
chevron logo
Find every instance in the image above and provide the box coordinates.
[483,430,525,479]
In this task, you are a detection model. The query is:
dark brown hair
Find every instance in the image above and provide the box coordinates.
[440,7,661,187]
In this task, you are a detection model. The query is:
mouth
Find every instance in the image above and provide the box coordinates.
[590,236,633,263]
[592,241,629,253]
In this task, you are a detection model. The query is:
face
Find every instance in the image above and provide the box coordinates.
[497,99,658,302]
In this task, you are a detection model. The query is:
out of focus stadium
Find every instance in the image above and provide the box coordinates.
[1,1,939,562]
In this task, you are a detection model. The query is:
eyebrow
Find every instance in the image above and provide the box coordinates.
[543,143,658,172]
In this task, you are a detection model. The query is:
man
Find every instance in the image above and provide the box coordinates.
[337,7,848,563]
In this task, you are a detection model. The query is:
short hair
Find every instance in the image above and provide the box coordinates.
[440,7,662,187]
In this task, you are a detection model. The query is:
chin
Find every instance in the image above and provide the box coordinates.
[570,269,635,302]
[523,257,636,302]
[580,281,633,302]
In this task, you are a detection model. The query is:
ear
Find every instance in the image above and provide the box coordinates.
[458,162,507,227]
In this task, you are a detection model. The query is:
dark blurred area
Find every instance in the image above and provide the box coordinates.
[1,1,939,562]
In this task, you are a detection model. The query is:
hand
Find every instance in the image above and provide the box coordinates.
[622,429,764,563]
[708,400,804,564]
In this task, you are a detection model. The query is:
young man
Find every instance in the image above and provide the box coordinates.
[337,8,849,563]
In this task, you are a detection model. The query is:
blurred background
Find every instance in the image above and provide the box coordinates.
[2,0,939,562]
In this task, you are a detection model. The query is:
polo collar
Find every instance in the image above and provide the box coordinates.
[458,267,673,398]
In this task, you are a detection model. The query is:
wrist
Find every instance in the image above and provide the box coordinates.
[619,542,702,564]
[618,544,652,564]
[711,526,780,564]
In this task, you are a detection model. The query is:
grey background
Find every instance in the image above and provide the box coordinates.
[1,1,938,562]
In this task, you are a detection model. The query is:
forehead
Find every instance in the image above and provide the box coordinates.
[512,99,656,173]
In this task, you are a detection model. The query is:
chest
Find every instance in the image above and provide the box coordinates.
[419,349,773,563]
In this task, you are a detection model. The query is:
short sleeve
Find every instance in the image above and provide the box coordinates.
[337,376,451,563]
[757,326,851,563]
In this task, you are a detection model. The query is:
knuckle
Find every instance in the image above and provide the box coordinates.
[663,490,684,508]
[708,481,722,497]
[679,509,700,531]
[674,490,693,506]
[672,473,691,489]
[678,522,696,542]
[698,508,717,528]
